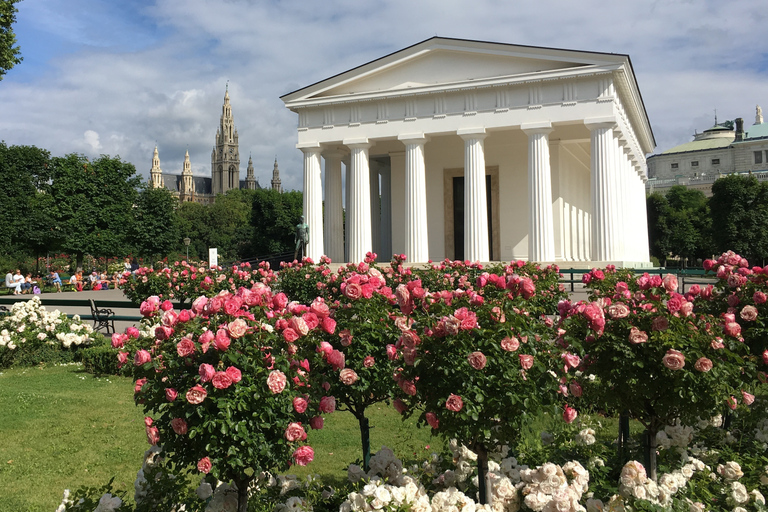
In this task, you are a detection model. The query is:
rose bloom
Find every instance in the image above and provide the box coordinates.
[742,390,755,405]
[764,350,768,365]
[467,351,487,370]
[740,305,758,322]
[321,317,336,334]
[501,336,520,352]
[319,396,336,413]
[327,349,345,370]
[197,457,212,474]
[293,446,314,466]
[146,425,160,445]
[628,327,648,345]
[199,363,215,383]
[754,291,767,304]
[111,333,128,348]
[225,366,242,383]
[694,357,713,372]
[126,326,140,339]
[186,385,207,404]
[176,337,195,358]
[285,422,307,442]
[134,378,147,394]
[214,329,231,351]
[519,354,534,370]
[290,316,310,336]
[339,329,353,347]
[569,381,583,397]
[165,388,178,402]
[171,418,188,435]
[727,395,738,410]
[228,318,248,338]
[662,349,686,370]
[712,338,726,350]
[134,350,151,366]
[212,371,233,390]
[398,379,416,396]
[343,282,363,300]
[309,416,324,430]
[117,351,129,368]
[608,303,630,319]
[363,356,375,368]
[386,344,398,360]
[652,317,669,331]
[339,368,359,385]
[293,396,308,413]
[563,405,578,424]
[445,394,464,412]
[663,274,678,292]
[267,370,287,394]
[725,322,742,337]
[562,352,580,369]
[426,412,439,429]
[283,328,299,343]
[392,398,407,414]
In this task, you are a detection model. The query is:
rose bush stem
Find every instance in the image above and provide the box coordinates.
[618,413,630,465]
[234,476,252,512]
[358,414,371,473]
[475,442,492,505]
[643,421,660,482]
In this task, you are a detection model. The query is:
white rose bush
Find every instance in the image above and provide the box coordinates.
[58,252,768,511]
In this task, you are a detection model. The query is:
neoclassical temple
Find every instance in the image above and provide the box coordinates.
[282,37,655,265]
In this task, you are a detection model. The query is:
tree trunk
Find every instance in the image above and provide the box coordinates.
[358,414,371,472]
[644,425,659,482]
[475,443,493,505]
[618,413,630,465]
[234,476,252,512]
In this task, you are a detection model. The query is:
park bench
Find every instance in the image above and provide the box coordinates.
[0,297,149,329]
[88,299,116,334]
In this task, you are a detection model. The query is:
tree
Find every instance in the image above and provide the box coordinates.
[646,192,672,265]
[130,186,181,262]
[49,154,142,269]
[710,174,768,264]
[207,189,254,262]
[176,201,211,261]
[665,186,712,265]
[0,0,22,80]
[250,189,303,257]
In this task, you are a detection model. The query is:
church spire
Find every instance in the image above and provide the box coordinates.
[181,149,195,201]
[245,155,257,190]
[150,145,164,189]
[211,85,240,195]
[271,157,282,193]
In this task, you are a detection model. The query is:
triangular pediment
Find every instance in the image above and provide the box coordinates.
[282,37,628,104]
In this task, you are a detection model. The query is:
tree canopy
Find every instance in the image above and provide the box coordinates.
[0,0,22,80]
[710,174,768,264]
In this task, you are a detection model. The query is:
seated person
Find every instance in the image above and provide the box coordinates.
[49,270,63,292]
[110,271,121,289]
[14,270,29,294]
[23,273,37,294]
[5,271,22,295]
[71,271,84,292]
[88,271,99,290]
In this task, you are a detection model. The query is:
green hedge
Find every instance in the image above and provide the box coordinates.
[80,340,126,376]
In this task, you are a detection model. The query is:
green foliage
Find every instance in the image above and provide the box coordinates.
[130,186,181,260]
[81,339,128,376]
[0,0,22,80]
[710,175,768,263]
[250,188,303,257]
[647,187,712,265]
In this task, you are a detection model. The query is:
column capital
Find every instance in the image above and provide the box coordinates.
[296,142,321,150]
[322,149,346,159]
[457,127,487,140]
[521,121,553,136]
[584,116,616,130]
[343,137,372,149]
[398,133,428,144]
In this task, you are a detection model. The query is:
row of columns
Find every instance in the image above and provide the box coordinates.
[300,118,646,264]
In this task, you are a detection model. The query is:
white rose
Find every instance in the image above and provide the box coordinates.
[731,482,749,504]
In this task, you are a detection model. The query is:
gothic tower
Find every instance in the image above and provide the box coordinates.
[245,155,257,190]
[181,150,195,201]
[211,85,240,195]
[271,158,282,193]
[150,145,163,189]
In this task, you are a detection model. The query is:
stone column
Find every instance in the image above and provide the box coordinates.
[323,150,344,264]
[343,156,350,262]
[345,139,373,263]
[299,145,324,262]
[398,134,429,263]
[379,162,392,260]
[586,118,619,262]
[637,168,651,262]
[458,128,489,262]
[522,122,555,262]
[369,160,381,258]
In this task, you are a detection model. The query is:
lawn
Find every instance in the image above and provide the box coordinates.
[0,364,440,511]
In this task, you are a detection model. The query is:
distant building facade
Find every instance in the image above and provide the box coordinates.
[647,106,768,196]
[150,87,283,203]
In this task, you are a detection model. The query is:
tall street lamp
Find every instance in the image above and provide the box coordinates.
[183,237,191,262]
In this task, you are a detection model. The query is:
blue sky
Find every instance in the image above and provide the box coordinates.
[2,0,768,191]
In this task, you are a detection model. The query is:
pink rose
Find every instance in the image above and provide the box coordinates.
[519,354,534,370]
[467,351,487,370]
[393,398,407,414]
[176,337,195,358]
[398,379,416,396]
[662,274,678,292]
[319,396,336,413]
[763,350,768,365]
[339,329,353,347]
[267,370,287,394]
[285,422,307,442]
[197,457,212,474]
[134,350,151,366]
[724,322,741,337]
[117,351,129,368]
[569,381,583,397]
[146,425,160,445]
[740,305,758,321]
[327,349,345,371]
[292,446,314,466]
[321,317,336,334]
[225,366,242,383]
[608,303,630,319]
[126,327,140,339]
[652,317,669,331]
[742,390,755,405]
[386,344,398,360]
[186,385,207,404]
[662,349,685,370]
[339,368,359,385]
[445,394,463,412]
[628,327,648,345]
[134,378,147,394]
[283,328,299,343]
[177,309,192,323]
[343,282,362,300]
[309,416,324,430]
[161,310,178,327]
[754,291,767,305]
[155,325,174,341]
[165,388,178,401]
[711,338,725,350]
[199,363,215,383]
[214,329,230,351]
[111,333,128,348]
[212,371,233,390]
[426,412,439,429]
[563,405,577,424]
[562,353,580,370]
[160,299,173,311]
[293,396,308,414]
[727,395,738,410]
[171,418,187,435]
[363,356,375,368]
[501,336,520,352]
[228,318,248,338]
[290,316,309,336]
[191,295,208,315]
[694,357,713,372]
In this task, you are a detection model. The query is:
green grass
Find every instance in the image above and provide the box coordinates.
[0,364,440,512]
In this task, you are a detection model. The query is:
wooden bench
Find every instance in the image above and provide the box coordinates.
[0,297,150,327]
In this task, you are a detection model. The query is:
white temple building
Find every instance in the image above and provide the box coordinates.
[281,37,655,265]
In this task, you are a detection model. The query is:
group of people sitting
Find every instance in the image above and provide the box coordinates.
[4,270,40,295]
[63,270,122,292]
